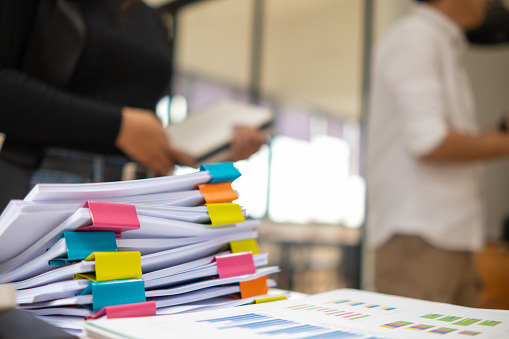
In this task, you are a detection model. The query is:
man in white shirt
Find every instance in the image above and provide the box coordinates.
[366,0,508,306]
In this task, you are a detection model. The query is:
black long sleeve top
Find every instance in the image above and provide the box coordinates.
[0,0,172,160]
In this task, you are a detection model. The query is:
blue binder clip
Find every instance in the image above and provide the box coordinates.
[79,279,146,312]
[200,162,241,183]
[49,231,118,265]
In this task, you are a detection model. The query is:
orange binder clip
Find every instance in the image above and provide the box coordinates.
[240,275,268,299]
[198,182,239,204]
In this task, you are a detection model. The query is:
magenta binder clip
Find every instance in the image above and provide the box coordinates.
[215,252,256,279]
[87,301,156,320]
[78,201,140,236]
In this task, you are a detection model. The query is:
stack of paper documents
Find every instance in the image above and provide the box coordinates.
[0,163,280,334]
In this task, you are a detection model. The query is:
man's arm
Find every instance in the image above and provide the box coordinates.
[421,127,509,162]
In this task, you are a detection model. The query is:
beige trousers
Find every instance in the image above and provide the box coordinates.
[375,235,481,307]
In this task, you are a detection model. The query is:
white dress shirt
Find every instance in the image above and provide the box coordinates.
[366,4,485,252]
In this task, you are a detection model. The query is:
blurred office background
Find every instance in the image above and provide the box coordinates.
[155,0,367,295]
[141,0,509,307]
[1,0,504,305]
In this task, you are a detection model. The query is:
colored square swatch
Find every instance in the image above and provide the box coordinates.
[430,327,456,335]
[453,318,481,326]
[422,313,443,319]
[408,324,434,331]
[458,330,481,336]
[380,321,412,329]
[438,316,462,322]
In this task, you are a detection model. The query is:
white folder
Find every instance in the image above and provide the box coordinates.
[166,99,273,163]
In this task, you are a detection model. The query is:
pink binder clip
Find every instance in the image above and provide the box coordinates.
[78,201,140,237]
[87,301,156,320]
[215,252,256,279]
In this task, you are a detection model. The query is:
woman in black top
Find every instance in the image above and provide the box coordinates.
[0,0,267,211]
[0,0,195,210]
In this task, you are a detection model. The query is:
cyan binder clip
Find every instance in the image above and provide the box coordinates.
[87,301,156,320]
[200,162,241,183]
[215,252,256,279]
[79,279,146,312]
[49,231,118,266]
[78,201,140,236]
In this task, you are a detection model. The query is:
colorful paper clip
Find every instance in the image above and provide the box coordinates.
[49,231,118,265]
[230,239,260,255]
[215,252,256,279]
[206,202,245,225]
[78,201,140,236]
[80,279,146,312]
[74,251,142,282]
[200,163,241,183]
[240,275,268,299]
[198,182,239,204]
[87,301,156,320]
[251,295,287,304]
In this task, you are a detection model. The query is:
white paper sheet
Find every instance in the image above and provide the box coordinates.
[24,171,212,202]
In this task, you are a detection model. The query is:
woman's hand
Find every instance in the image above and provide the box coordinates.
[229,126,267,162]
[115,107,196,175]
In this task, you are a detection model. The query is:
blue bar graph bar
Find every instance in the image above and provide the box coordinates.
[199,312,368,339]
[221,319,298,329]
[261,324,325,335]
[303,330,363,338]
[332,300,350,304]
[198,313,271,323]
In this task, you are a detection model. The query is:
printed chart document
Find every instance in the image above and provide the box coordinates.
[85,288,509,339]
[166,99,273,163]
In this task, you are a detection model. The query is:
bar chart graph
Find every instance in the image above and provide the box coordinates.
[198,312,367,338]
[285,302,395,322]
[325,299,396,312]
